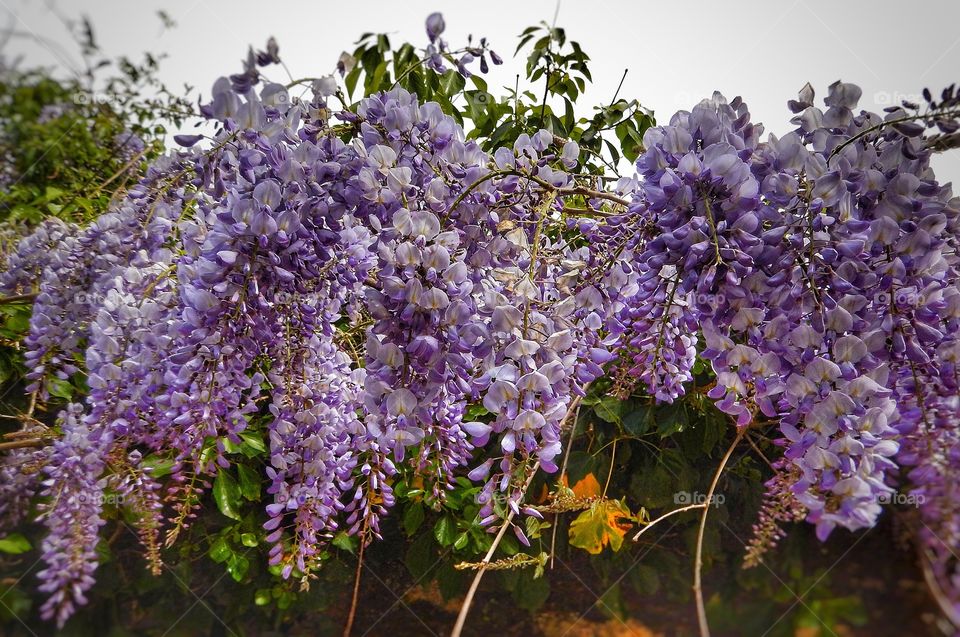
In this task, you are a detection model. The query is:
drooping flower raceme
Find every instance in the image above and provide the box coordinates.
[1,19,959,625]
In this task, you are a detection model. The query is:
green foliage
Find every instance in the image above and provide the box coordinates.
[0,532,31,554]
[0,13,912,637]
[0,16,191,225]
[335,22,653,177]
[500,567,551,612]
[0,66,163,225]
[0,17,192,400]
[212,470,243,521]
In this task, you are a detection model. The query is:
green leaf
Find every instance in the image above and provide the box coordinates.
[511,570,550,611]
[436,561,466,600]
[439,70,466,96]
[562,98,575,134]
[433,515,457,547]
[470,75,488,93]
[42,186,64,201]
[407,70,426,99]
[141,455,175,478]
[239,430,266,456]
[254,588,271,606]
[237,464,261,501]
[213,470,242,521]
[226,553,250,582]
[499,533,520,557]
[621,402,652,436]
[515,34,535,56]
[628,563,661,595]
[657,401,689,438]
[46,377,74,401]
[402,502,425,536]
[240,532,258,548]
[332,531,357,554]
[0,533,31,555]
[209,536,232,563]
[405,532,434,580]
[598,582,626,620]
[594,396,623,425]
[344,66,362,98]
[368,60,389,93]
[465,403,491,419]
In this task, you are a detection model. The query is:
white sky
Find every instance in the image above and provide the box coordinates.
[3,0,960,182]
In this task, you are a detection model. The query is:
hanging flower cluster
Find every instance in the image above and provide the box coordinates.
[0,14,958,627]
[613,82,959,601]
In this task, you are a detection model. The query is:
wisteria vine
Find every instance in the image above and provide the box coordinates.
[0,14,958,630]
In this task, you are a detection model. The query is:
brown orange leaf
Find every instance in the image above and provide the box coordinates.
[559,472,602,499]
[568,498,636,554]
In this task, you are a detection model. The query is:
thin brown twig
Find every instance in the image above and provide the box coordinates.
[520,171,630,207]
[0,293,38,305]
[601,438,617,499]
[26,389,38,418]
[342,525,368,637]
[827,107,960,163]
[632,503,707,541]
[450,461,541,637]
[0,438,43,451]
[745,432,776,471]
[694,427,746,637]
[92,148,147,194]
[550,394,585,569]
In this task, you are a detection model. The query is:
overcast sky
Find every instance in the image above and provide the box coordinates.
[3,0,960,181]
